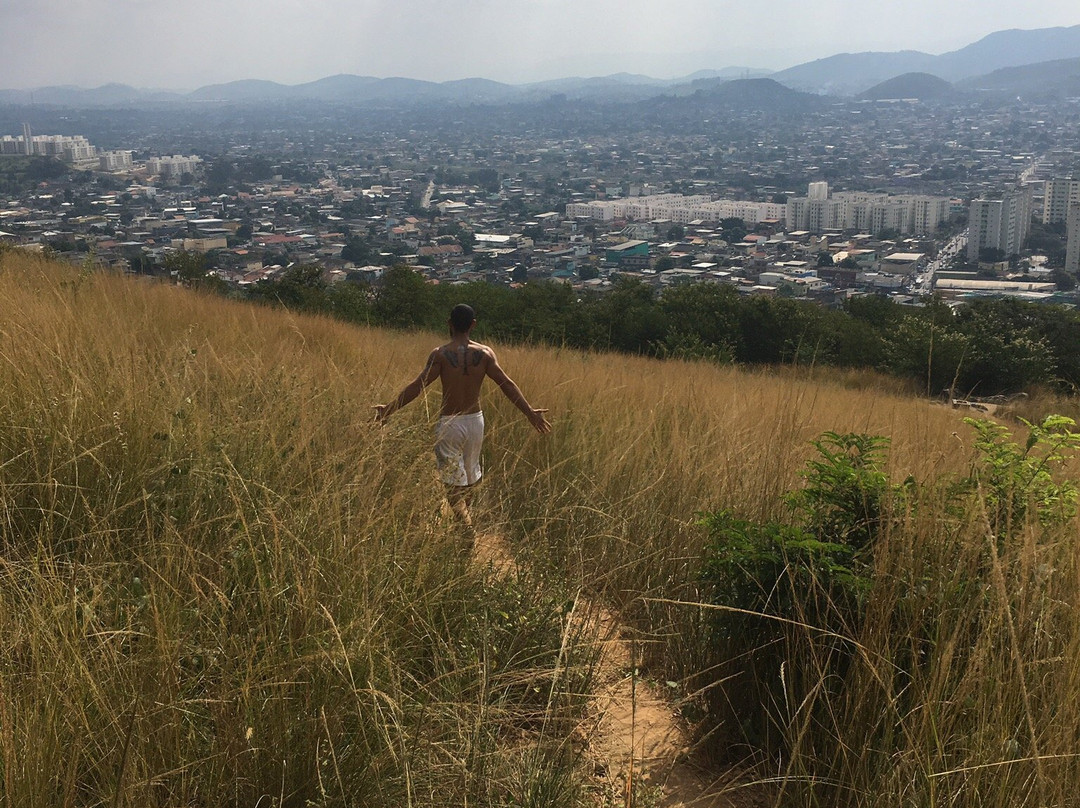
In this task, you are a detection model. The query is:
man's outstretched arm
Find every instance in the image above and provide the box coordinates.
[373,349,441,421]
[486,350,551,434]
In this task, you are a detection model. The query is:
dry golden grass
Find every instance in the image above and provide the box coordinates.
[0,255,589,807]
[2,251,1080,807]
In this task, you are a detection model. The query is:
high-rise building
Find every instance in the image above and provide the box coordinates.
[1065,202,1080,275]
[784,192,949,235]
[1043,178,1080,225]
[0,136,27,155]
[99,150,133,171]
[146,155,203,180]
[808,181,829,201]
[8,131,96,162]
[968,189,1033,262]
[565,193,784,225]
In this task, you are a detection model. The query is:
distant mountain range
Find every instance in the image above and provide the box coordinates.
[0,67,777,108]
[3,24,1080,108]
[771,24,1080,95]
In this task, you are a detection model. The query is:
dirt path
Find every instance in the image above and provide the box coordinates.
[472,532,770,808]
[473,530,519,574]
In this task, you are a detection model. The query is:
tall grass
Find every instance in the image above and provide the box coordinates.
[0,255,591,807]
[4,253,1080,807]
[478,309,1080,806]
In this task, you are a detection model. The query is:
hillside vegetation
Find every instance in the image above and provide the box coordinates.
[0,155,69,194]
[3,252,1080,807]
[248,264,1080,397]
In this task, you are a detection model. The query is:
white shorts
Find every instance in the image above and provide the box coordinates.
[434,411,484,487]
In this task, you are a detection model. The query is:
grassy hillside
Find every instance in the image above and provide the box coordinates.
[2,251,1080,807]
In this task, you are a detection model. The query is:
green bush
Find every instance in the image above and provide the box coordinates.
[962,414,1080,533]
[699,432,890,754]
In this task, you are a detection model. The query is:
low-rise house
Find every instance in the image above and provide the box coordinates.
[605,240,650,271]
[182,236,228,252]
[880,252,925,276]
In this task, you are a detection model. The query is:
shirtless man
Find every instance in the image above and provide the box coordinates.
[373,304,551,529]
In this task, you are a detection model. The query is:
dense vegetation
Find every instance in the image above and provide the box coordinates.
[0,154,70,194]
[6,251,1080,807]
[244,264,1080,397]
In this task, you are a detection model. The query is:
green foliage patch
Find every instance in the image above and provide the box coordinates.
[242,267,1080,395]
[696,416,1080,770]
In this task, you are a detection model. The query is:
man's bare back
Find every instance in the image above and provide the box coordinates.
[427,339,491,416]
[373,313,550,433]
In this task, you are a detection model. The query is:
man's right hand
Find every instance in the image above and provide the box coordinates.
[529,408,552,434]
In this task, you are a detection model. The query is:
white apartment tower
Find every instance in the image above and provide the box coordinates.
[785,191,949,235]
[147,155,202,180]
[99,150,133,171]
[968,189,1033,262]
[808,181,829,201]
[22,123,31,155]
[1065,202,1080,275]
[1043,179,1080,225]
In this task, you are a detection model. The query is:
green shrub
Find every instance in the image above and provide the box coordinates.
[962,414,1080,532]
[698,432,890,754]
[786,431,893,551]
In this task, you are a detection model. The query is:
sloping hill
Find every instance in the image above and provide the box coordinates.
[290,73,382,100]
[858,72,955,100]
[689,76,825,110]
[190,73,509,104]
[0,83,183,105]
[520,74,669,101]
[439,77,521,102]
[935,24,1080,79]
[772,50,938,95]
[188,78,293,101]
[959,56,1080,97]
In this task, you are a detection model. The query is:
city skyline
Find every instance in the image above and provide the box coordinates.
[1,0,1079,91]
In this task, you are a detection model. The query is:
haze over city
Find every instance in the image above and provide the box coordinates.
[2,0,1080,90]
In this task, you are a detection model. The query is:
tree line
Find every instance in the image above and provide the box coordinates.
[224,263,1080,396]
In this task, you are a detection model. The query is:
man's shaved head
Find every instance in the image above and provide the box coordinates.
[450,304,476,333]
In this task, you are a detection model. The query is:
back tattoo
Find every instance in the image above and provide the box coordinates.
[442,346,484,375]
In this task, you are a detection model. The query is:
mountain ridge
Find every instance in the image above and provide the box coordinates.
[3,24,1080,106]
[772,23,1080,95]
[957,56,1080,97]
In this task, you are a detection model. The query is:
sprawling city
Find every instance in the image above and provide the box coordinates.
[1,85,1078,308]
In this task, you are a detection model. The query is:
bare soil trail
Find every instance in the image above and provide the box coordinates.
[472,530,772,808]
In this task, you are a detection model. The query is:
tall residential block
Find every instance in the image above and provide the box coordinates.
[7,131,96,162]
[146,155,203,179]
[1065,202,1080,275]
[1043,178,1080,225]
[565,193,784,226]
[99,150,133,171]
[968,189,1033,262]
[785,191,950,236]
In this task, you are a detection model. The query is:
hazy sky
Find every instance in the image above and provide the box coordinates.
[2,0,1079,90]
